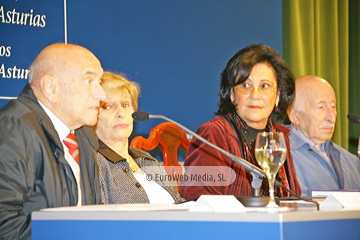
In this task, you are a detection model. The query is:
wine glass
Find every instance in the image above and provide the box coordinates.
[255,132,287,209]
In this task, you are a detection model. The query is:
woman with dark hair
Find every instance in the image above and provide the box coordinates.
[180,44,301,200]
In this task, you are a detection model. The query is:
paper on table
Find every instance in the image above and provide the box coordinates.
[189,195,246,212]
[319,195,343,211]
[312,190,360,210]
[312,189,360,198]
[41,201,196,212]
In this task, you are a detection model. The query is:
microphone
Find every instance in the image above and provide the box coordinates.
[132,111,267,181]
[347,113,360,124]
[132,111,151,121]
[132,111,317,208]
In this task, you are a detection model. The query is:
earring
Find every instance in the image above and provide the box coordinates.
[276,102,278,108]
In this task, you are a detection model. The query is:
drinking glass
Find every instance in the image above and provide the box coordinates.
[255,132,287,209]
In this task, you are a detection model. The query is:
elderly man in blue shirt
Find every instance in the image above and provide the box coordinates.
[287,75,360,196]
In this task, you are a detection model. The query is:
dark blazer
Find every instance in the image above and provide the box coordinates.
[0,84,101,239]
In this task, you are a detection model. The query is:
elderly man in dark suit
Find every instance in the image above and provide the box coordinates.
[0,43,106,239]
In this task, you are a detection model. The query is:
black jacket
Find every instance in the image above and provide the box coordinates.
[0,84,101,239]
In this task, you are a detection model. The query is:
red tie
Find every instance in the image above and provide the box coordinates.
[63,133,80,163]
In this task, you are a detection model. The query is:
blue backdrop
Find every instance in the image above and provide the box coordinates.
[1,0,282,159]
[1,0,64,102]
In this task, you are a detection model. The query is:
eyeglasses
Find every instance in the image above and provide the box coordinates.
[235,82,277,95]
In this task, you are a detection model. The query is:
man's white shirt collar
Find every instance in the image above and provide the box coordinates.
[37,100,71,139]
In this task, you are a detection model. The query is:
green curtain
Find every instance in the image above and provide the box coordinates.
[283,0,360,155]
[348,0,360,155]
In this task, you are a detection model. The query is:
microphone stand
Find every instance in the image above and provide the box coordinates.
[148,114,273,207]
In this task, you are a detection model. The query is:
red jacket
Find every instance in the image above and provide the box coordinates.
[180,115,301,199]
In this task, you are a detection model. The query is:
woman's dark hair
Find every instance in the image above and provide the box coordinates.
[216,43,295,121]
